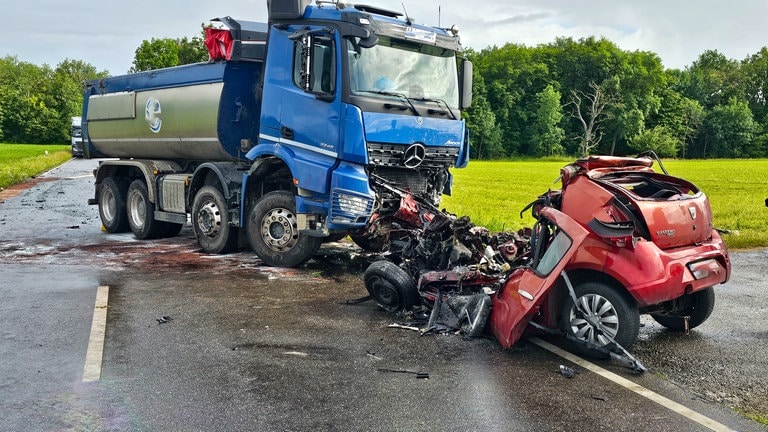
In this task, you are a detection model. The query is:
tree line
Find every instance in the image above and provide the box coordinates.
[3,33,768,160]
[465,37,768,159]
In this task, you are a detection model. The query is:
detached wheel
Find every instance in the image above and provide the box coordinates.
[127,179,166,240]
[651,287,715,331]
[247,191,321,267]
[363,260,419,312]
[192,186,237,254]
[99,177,129,233]
[561,282,640,350]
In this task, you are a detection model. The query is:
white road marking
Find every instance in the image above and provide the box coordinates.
[82,285,109,382]
[529,337,736,432]
[67,174,93,179]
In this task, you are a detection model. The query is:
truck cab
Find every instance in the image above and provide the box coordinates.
[70,116,83,157]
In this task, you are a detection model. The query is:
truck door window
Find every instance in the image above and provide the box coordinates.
[293,34,336,95]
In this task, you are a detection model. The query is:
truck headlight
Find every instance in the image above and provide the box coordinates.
[338,194,370,215]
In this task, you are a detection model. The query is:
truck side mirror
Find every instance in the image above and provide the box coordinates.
[460,59,473,110]
[294,32,336,100]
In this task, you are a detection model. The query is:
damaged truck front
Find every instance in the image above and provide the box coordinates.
[83,0,471,267]
[363,154,730,358]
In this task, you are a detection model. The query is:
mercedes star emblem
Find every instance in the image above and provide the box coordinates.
[402,143,426,168]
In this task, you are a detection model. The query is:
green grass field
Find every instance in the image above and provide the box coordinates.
[0,145,765,249]
[442,159,768,250]
[0,144,71,190]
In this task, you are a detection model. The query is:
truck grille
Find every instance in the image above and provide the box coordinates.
[367,142,459,169]
[371,167,429,195]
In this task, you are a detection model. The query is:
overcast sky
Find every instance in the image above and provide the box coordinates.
[3,0,768,75]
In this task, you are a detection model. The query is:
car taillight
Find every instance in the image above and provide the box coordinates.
[687,259,722,280]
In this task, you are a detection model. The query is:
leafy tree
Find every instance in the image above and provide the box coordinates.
[682,50,743,109]
[463,57,504,159]
[526,84,565,156]
[740,47,768,126]
[0,56,106,143]
[131,38,180,72]
[697,98,759,157]
[130,29,208,72]
[627,126,678,157]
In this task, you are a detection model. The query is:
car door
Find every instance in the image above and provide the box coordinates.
[489,207,589,349]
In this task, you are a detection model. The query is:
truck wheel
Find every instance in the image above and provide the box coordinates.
[363,260,419,312]
[126,179,165,240]
[650,287,715,331]
[99,177,129,233]
[192,186,238,254]
[561,281,640,350]
[247,191,321,267]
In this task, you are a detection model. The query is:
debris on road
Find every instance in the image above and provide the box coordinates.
[377,368,430,379]
[356,153,730,373]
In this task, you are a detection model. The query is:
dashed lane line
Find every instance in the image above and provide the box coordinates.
[529,337,736,432]
[82,285,109,382]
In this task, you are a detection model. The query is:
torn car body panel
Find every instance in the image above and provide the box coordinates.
[489,208,589,349]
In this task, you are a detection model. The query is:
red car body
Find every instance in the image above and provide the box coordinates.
[524,156,731,347]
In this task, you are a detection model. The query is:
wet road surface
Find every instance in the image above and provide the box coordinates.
[0,158,766,431]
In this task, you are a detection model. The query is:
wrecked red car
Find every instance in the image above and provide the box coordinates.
[361,153,731,357]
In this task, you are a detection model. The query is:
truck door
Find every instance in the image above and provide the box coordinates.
[260,27,341,193]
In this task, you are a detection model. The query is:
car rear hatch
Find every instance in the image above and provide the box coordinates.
[590,171,713,250]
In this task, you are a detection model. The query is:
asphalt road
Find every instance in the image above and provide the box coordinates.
[0,158,766,431]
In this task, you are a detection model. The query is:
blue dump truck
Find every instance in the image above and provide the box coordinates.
[83,0,472,267]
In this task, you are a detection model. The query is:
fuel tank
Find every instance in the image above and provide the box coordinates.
[83,61,263,161]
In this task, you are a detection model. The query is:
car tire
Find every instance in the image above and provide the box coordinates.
[247,191,321,267]
[192,186,238,254]
[650,287,715,331]
[363,260,419,312]
[561,281,640,350]
[99,177,130,233]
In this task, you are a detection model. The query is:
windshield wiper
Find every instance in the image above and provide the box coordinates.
[414,97,457,120]
[358,90,421,117]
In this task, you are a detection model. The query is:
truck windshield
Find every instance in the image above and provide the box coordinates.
[347,36,459,109]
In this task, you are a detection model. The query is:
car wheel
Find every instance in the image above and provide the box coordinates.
[247,191,321,267]
[363,260,419,312]
[650,287,715,331]
[99,177,129,233]
[192,186,238,254]
[561,281,640,350]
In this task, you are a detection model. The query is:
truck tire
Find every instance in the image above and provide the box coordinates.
[99,177,129,233]
[192,186,238,254]
[247,191,321,267]
[561,281,640,350]
[363,260,419,312]
[650,287,715,331]
[126,179,166,240]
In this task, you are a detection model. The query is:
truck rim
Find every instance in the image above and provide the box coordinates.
[128,190,146,229]
[261,207,298,252]
[197,201,222,237]
[102,188,117,223]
